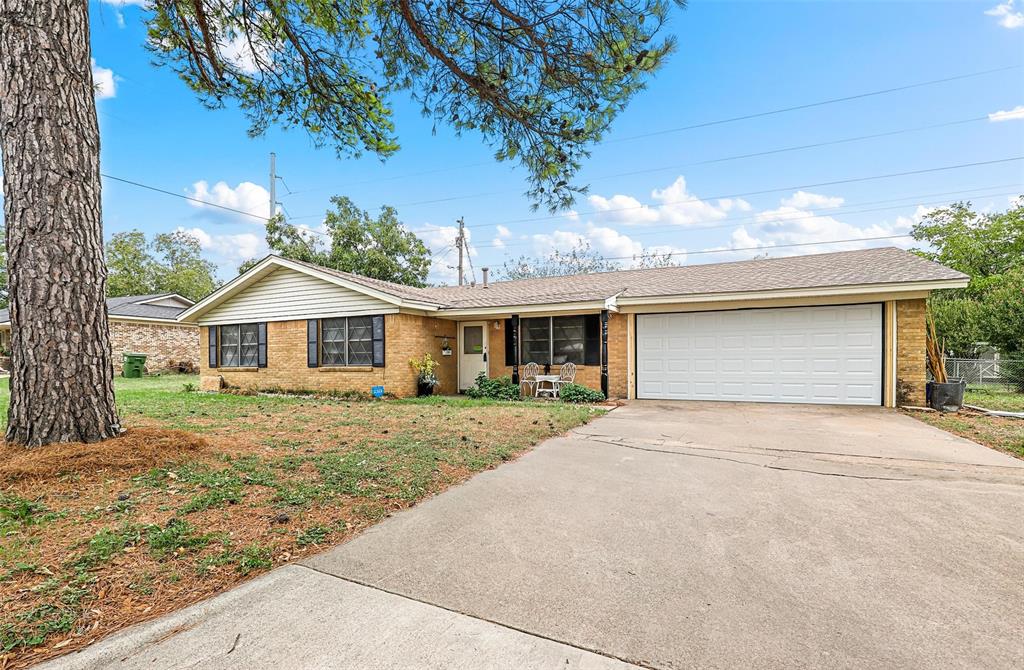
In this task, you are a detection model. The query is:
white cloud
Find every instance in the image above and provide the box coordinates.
[186,180,270,221]
[986,0,1024,28]
[587,176,747,227]
[177,226,268,275]
[780,191,844,210]
[988,105,1024,122]
[99,0,149,5]
[91,59,116,99]
[495,225,512,238]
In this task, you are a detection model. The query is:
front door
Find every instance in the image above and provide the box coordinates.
[459,322,488,390]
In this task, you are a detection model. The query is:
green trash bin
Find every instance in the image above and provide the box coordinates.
[122,352,147,378]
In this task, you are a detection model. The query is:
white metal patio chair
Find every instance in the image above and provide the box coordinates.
[551,362,577,397]
[520,362,541,397]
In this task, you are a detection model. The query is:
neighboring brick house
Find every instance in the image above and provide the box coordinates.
[180,248,967,407]
[0,294,199,373]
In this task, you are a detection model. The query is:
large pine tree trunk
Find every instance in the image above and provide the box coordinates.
[0,0,120,445]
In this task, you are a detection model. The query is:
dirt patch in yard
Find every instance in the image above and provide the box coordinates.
[0,392,601,668]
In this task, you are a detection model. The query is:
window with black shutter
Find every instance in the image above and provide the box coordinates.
[317,315,384,366]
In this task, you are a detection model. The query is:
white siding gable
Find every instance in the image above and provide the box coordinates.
[198,267,397,325]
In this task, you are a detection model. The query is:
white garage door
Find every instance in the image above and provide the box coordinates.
[637,304,882,405]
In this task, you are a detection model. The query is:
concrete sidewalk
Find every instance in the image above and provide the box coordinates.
[44,565,640,670]
[46,402,1024,669]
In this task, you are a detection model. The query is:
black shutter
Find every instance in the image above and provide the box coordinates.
[584,314,601,366]
[208,326,218,368]
[307,319,319,368]
[504,319,516,366]
[257,323,267,368]
[371,315,385,367]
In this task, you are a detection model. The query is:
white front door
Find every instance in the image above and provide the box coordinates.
[636,304,883,405]
[459,322,489,390]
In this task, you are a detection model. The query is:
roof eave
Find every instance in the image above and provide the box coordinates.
[616,278,970,307]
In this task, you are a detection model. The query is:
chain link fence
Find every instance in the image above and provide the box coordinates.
[945,358,1024,392]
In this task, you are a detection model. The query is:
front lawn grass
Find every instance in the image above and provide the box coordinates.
[0,375,604,667]
[964,386,1024,413]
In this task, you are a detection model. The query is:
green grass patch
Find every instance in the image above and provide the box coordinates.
[965,387,1024,413]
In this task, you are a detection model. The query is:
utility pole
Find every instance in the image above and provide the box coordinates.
[268,152,276,221]
[456,216,465,286]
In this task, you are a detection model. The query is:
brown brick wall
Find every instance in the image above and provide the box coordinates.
[896,298,927,406]
[199,314,457,397]
[486,312,629,398]
[109,320,199,372]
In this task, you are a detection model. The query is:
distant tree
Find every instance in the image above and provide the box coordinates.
[107,231,157,298]
[241,198,431,286]
[631,249,680,269]
[911,200,1024,357]
[106,230,219,302]
[500,241,616,280]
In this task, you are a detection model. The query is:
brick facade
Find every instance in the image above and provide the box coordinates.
[199,314,457,397]
[895,298,927,406]
[110,320,199,372]
[486,312,630,399]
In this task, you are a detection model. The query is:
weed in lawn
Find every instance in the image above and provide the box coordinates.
[296,525,331,547]
[176,465,245,513]
[0,604,78,652]
[70,524,142,571]
[145,519,211,558]
[235,543,272,575]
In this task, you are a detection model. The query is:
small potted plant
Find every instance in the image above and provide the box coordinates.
[409,353,440,397]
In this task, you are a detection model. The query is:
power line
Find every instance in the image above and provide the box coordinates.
[390,114,991,209]
[418,156,1024,233]
[603,65,1019,145]
[100,172,334,239]
[283,64,1018,196]
[101,173,269,221]
[468,186,1023,252]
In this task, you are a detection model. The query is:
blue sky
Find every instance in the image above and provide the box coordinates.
[77,1,1024,284]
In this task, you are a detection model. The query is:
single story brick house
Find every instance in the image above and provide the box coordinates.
[179,247,967,407]
[0,293,200,372]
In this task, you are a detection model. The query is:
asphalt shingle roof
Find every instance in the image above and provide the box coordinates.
[283,247,965,310]
[0,294,189,324]
[416,247,967,309]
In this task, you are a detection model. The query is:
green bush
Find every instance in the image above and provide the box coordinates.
[558,383,605,404]
[465,373,521,400]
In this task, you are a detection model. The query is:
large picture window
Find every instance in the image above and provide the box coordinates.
[520,316,586,365]
[219,324,259,367]
[321,316,374,366]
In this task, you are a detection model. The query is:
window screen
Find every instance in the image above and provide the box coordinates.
[321,318,347,366]
[321,316,376,366]
[552,316,585,365]
[219,325,240,367]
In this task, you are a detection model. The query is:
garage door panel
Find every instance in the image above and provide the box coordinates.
[637,304,882,406]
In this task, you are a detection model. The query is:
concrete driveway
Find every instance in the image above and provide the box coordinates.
[50,402,1023,669]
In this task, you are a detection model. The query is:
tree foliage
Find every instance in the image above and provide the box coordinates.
[106,230,220,302]
[146,0,682,211]
[500,241,617,279]
[243,197,431,286]
[911,200,1024,356]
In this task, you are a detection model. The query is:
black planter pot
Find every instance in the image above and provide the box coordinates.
[417,380,435,397]
[927,379,965,412]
